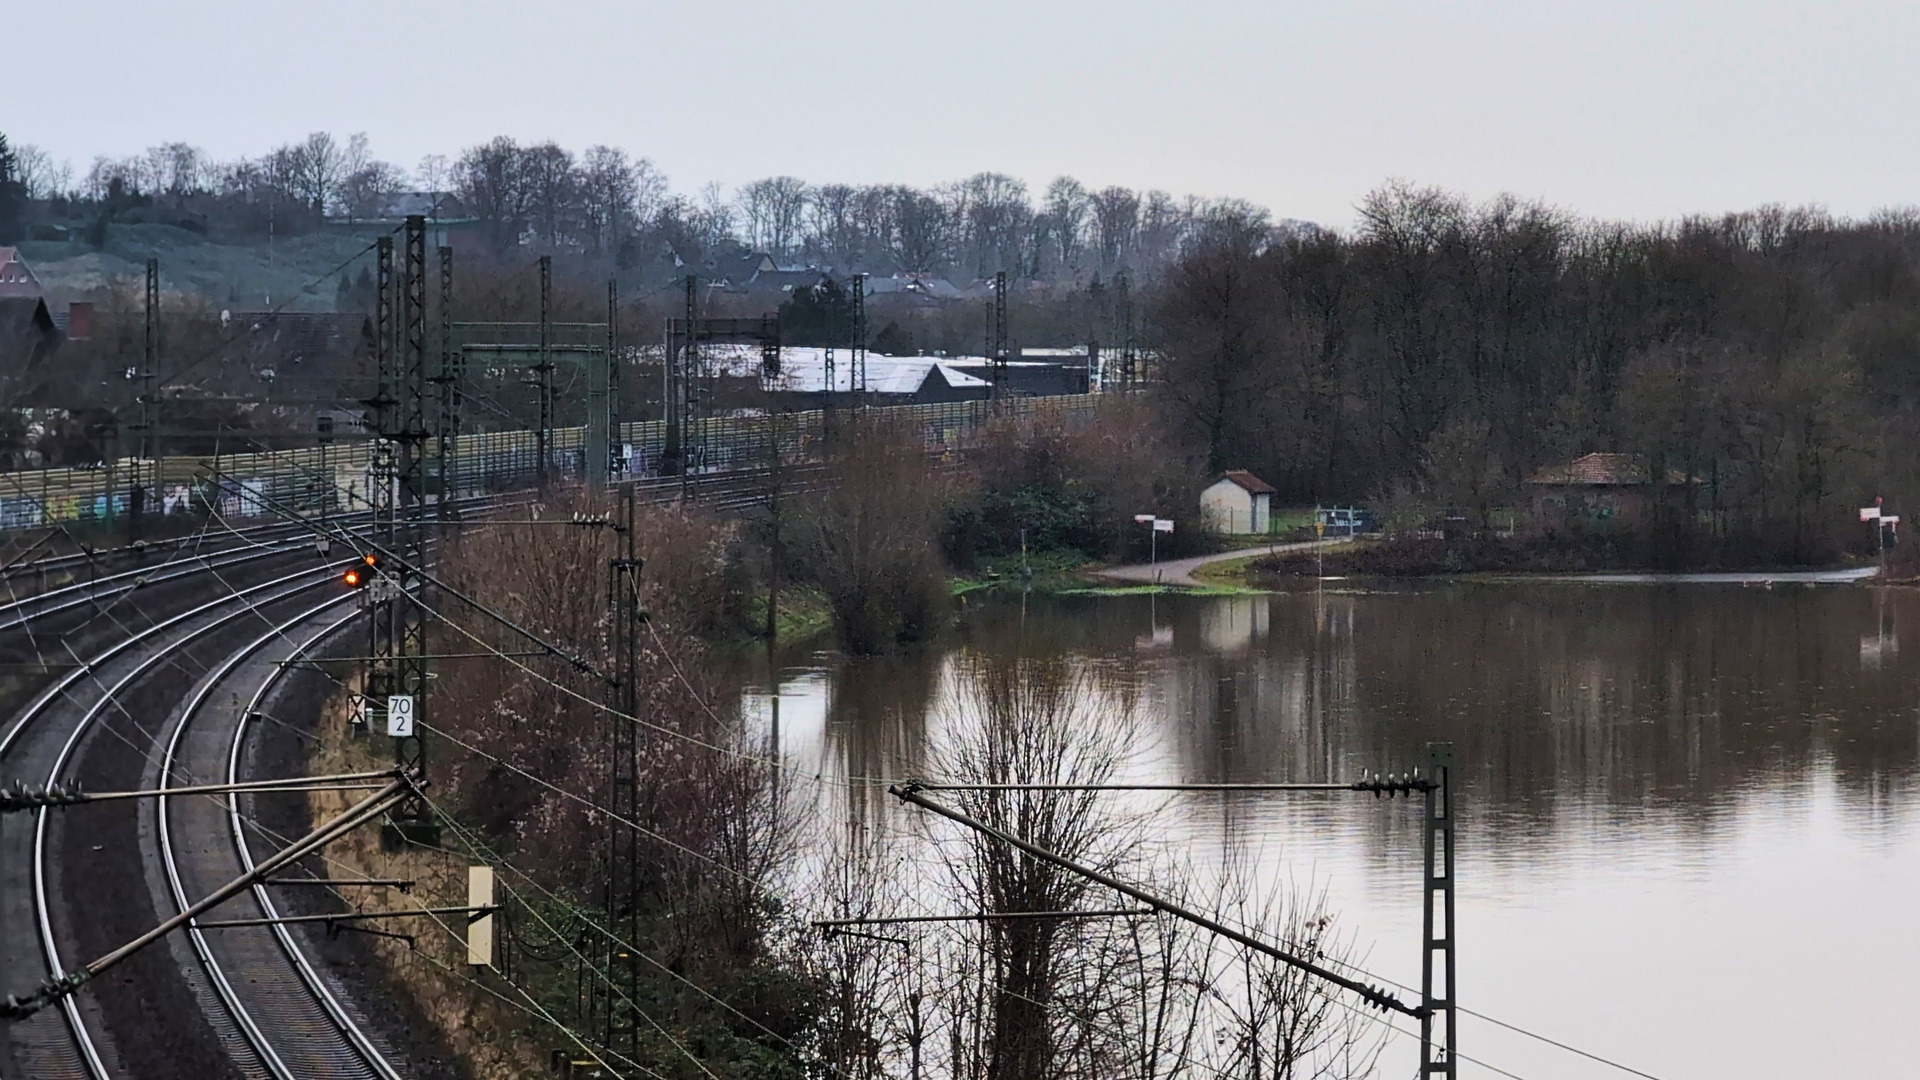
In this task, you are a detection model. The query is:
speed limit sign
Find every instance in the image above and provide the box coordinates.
[387,694,416,737]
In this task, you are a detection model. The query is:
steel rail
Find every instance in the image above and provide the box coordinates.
[14,563,347,1078]
[166,596,401,1080]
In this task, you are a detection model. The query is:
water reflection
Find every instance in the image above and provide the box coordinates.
[746,584,1920,1079]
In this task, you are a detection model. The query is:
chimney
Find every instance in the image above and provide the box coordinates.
[66,302,93,341]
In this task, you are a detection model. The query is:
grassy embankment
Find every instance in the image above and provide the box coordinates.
[305,693,554,1080]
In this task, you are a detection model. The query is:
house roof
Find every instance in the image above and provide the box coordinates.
[1215,470,1276,495]
[693,345,989,394]
[1526,452,1692,486]
[0,296,60,369]
[0,248,42,299]
[344,191,471,222]
[742,268,830,294]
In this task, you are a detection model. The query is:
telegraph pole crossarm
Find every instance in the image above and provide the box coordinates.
[1,769,402,811]
[812,908,1153,928]
[0,776,411,1019]
[904,776,1434,795]
[193,905,496,930]
[887,783,1420,1018]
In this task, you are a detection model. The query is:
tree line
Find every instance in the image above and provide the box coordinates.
[1150,181,1920,565]
[4,130,1280,282]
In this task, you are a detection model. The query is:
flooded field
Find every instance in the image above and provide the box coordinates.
[745,583,1920,1079]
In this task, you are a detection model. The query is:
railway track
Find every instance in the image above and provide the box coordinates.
[0,461,834,1078]
[158,595,402,1080]
[1,562,352,1078]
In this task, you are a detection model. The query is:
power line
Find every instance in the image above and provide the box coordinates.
[420,797,823,1072]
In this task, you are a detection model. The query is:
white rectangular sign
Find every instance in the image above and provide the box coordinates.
[1135,514,1155,523]
[1862,506,1882,521]
[468,866,495,966]
[1883,515,1900,526]
[386,694,415,737]
[1153,518,1175,533]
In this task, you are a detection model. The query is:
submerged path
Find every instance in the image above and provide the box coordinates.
[1511,566,1882,585]
[1097,538,1352,588]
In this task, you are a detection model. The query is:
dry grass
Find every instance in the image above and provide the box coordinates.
[306,685,552,1080]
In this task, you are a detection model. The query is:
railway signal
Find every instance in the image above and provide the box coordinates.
[343,553,378,588]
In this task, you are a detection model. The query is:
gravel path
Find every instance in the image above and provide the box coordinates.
[1096,538,1352,587]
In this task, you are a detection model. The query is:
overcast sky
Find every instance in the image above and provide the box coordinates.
[13,0,1917,229]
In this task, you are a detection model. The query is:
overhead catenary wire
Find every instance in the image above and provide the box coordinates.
[141,437,1656,1080]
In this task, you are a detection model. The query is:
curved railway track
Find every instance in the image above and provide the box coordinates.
[158,595,402,1080]
[1,563,351,1078]
[0,463,818,1078]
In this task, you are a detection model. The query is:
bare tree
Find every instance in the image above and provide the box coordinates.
[11,144,65,200]
[576,145,638,256]
[954,172,1032,278]
[696,181,737,251]
[289,131,348,212]
[739,175,811,256]
[890,186,951,273]
[807,182,861,268]
[338,160,406,223]
[522,141,579,247]
[1206,869,1387,1080]
[932,658,1135,1080]
[454,136,534,251]
[1043,177,1091,273]
[1091,186,1142,272]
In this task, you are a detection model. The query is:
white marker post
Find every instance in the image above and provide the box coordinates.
[468,865,495,966]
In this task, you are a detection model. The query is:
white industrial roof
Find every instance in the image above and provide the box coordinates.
[691,345,988,394]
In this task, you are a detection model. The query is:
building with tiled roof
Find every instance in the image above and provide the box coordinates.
[1201,470,1276,534]
[1526,452,1696,526]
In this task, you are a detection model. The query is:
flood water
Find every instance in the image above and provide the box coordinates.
[745,583,1920,1080]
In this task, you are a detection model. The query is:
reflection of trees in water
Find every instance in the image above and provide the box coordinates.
[823,649,944,821]
[1152,587,1920,828]
[801,637,1380,1080]
[817,586,1920,862]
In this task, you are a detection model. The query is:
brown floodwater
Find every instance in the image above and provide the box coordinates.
[744,582,1920,1080]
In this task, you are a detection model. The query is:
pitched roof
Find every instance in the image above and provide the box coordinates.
[1527,452,1648,486]
[0,248,42,299]
[1217,470,1276,494]
[0,296,61,369]
[339,191,471,222]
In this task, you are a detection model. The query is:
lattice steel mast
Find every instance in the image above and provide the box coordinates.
[433,244,459,521]
[391,215,431,823]
[535,255,554,491]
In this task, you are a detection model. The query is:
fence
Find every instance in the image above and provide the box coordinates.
[0,394,1103,532]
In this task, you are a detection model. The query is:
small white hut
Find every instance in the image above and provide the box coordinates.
[1199,470,1276,534]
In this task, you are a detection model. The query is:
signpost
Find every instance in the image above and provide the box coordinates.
[1134,514,1174,574]
[1862,500,1897,574]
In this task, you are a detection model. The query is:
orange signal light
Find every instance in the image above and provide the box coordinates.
[343,568,363,587]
